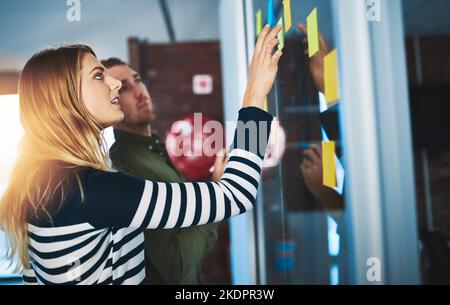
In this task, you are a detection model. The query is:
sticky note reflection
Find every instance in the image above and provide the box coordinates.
[256,9,263,37]
[324,49,340,104]
[277,18,285,51]
[322,141,337,188]
[307,8,319,57]
[283,0,292,33]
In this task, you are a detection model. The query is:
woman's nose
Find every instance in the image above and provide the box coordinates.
[110,77,122,91]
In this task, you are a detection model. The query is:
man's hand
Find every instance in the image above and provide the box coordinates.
[300,145,323,198]
[211,149,228,182]
[300,145,343,210]
[297,23,330,93]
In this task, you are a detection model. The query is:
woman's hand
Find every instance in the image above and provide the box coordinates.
[297,23,330,93]
[243,24,283,110]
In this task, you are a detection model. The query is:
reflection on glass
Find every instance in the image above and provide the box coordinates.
[402,0,450,285]
[252,0,347,285]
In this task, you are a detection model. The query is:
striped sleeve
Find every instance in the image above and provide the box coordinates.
[84,107,273,229]
[23,267,38,285]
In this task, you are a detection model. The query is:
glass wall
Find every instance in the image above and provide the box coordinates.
[251,0,347,285]
[220,0,423,284]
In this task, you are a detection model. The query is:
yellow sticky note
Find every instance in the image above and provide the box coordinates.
[324,49,340,104]
[283,0,292,33]
[264,96,269,112]
[256,9,263,37]
[277,18,285,51]
[307,8,319,57]
[322,141,337,188]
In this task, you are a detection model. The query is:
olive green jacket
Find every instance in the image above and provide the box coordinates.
[109,129,220,285]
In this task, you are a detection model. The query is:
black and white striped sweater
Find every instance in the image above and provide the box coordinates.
[23,107,273,285]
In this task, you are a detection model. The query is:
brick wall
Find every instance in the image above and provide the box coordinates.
[128,38,224,136]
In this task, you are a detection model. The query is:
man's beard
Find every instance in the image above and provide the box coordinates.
[139,110,156,125]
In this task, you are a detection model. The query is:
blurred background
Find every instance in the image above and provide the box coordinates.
[0,0,449,285]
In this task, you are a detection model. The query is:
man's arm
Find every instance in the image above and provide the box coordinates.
[111,149,220,284]
[143,223,220,284]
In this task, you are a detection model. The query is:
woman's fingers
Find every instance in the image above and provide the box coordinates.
[254,24,281,60]
[265,38,279,55]
[255,24,271,55]
[263,25,282,63]
[262,24,282,56]
[268,24,282,42]
[254,24,280,65]
[244,24,283,109]
[271,50,283,66]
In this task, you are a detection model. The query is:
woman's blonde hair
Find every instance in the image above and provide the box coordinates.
[0,45,111,270]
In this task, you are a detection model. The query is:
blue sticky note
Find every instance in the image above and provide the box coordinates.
[267,0,276,27]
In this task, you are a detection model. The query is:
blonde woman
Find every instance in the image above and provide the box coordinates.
[0,24,282,285]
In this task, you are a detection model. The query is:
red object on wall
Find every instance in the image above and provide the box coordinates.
[165,114,223,181]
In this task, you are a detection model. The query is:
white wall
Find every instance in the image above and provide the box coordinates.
[0,0,220,71]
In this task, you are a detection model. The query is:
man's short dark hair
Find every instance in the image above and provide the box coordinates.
[101,57,127,69]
